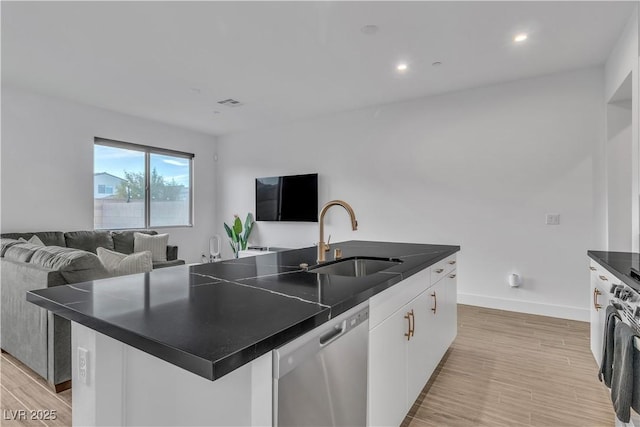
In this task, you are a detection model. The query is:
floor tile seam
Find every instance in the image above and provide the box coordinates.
[0,357,33,388]
[0,384,49,427]
[1,357,71,409]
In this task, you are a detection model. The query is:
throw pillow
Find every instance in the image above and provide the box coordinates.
[0,238,23,257]
[97,247,153,277]
[133,232,168,262]
[18,235,45,246]
[31,246,110,283]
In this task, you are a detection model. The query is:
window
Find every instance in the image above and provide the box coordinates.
[94,138,194,229]
[97,185,114,195]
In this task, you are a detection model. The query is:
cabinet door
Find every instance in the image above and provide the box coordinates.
[589,265,602,364]
[442,270,458,350]
[368,306,410,427]
[590,266,613,365]
[406,290,437,405]
[425,279,448,371]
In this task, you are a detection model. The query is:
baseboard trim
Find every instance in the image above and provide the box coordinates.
[457,293,590,322]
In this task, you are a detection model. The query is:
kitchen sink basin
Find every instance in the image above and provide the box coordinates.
[308,257,402,277]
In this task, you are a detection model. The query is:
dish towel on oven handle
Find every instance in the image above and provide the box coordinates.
[611,321,637,423]
[600,304,620,387]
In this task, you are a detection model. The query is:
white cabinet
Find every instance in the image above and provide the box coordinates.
[368,256,457,427]
[589,261,613,365]
[407,289,438,400]
[368,303,411,427]
[440,270,458,353]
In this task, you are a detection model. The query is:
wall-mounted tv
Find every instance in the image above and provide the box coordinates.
[255,173,318,222]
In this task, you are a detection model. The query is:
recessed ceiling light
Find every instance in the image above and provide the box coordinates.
[361,25,379,35]
[432,61,442,67]
[514,33,528,43]
[396,63,408,72]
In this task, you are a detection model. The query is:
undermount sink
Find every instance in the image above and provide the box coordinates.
[308,257,402,277]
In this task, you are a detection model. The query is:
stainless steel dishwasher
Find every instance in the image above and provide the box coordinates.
[273,302,369,427]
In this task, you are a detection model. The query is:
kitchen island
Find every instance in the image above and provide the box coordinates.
[27,240,460,426]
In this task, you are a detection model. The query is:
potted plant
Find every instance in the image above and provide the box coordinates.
[224,213,254,258]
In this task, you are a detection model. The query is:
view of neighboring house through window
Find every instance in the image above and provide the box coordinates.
[94,138,193,229]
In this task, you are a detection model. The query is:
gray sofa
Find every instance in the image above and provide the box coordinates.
[0,230,185,392]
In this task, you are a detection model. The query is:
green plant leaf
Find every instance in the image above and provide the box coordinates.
[244,214,254,241]
[233,216,243,235]
[245,213,254,228]
[223,222,233,239]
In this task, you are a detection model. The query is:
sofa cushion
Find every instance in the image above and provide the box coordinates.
[64,231,114,254]
[1,238,24,257]
[4,243,43,263]
[133,232,168,262]
[111,230,157,255]
[97,247,152,277]
[30,246,109,284]
[1,232,66,247]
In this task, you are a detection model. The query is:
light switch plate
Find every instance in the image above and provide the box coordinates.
[546,213,560,225]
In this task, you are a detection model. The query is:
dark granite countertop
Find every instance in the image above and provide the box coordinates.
[588,250,640,293]
[27,240,459,381]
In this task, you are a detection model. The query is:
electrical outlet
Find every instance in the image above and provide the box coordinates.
[78,347,88,384]
[545,213,560,225]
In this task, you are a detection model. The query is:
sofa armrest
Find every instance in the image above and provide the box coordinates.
[166,245,178,261]
[0,259,67,383]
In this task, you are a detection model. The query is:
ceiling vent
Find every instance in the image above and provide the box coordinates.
[217,98,244,107]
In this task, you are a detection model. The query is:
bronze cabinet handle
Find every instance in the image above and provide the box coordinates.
[589,266,596,271]
[435,268,444,274]
[431,292,437,314]
[404,310,412,340]
[448,274,456,279]
[409,310,415,337]
[593,288,602,311]
[448,260,456,265]
[599,275,608,281]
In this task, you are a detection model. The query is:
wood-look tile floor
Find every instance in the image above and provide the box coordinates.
[402,304,615,427]
[0,352,71,427]
[0,305,614,427]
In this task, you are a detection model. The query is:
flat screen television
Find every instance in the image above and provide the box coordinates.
[255,173,318,222]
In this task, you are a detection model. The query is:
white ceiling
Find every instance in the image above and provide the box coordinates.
[2,1,635,136]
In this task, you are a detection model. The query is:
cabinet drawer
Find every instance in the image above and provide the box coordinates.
[443,255,457,274]
[370,267,430,330]
[431,255,456,284]
[590,262,619,289]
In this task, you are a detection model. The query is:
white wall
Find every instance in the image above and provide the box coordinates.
[606,100,633,251]
[602,6,639,252]
[216,67,604,321]
[1,86,217,263]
